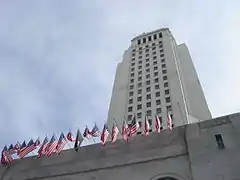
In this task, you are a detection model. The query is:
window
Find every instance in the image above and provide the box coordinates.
[166,97,171,103]
[167,105,172,111]
[145,49,149,53]
[165,89,170,94]
[146,80,150,85]
[131,62,135,66]
[154,72,158,76]
[146,53,149,57]
[153,56,157,60]
[148,119,152,126]
[162,69,167,74]
[161,58,165,63]
[163,76,168,80]
[130,85,134,89]
[146,74,150,79]
[138,89,142,94]
[139,51,142,55]
[138,65,142,69]
[146,63,150,67]
[130,79,134,83]
[164,82,168,87]
[154,34,157,40]
[129,99,133,104]
[139,56,142,59]
[137,112,142,118]
[154,66,158,70]
[131,73,134,77]
[215,134,225,149]
[155,78,159,83]
[143,38,146,43]
[155,84,160,89]
[147,110,152,116]
[153,61,157,65]
[152,43,156,46]
[137,96,142,102]
[148,36,152,41]
[138,82,142,87]
[160,49,164,53]
[139,60,142,64]
[146,102,151,107]
[156,107,162,114]
[159,32,162,38]
[156,99,161,105]
[146,58,149,62]
[138,39,141,45]
[131,67,135,72]
[132,53,135,57]
[160,54,164,58]
[129,91,133,96]
[145,45,149,48]
[159,41,162,45]
[128,106,133,112]
[146,87,151,92]
[137,131,142,135]
[152,51,156,55]
[138,71,142,75]
[137,104,142,110]
[152,47,156,50]
[156,92,160,97]
[146,94,151,100]
[132,58,135,61]
[146,68,150,73]
[162,64,166,68]
[139,47,142,50]
[128,115,132,121]
[159,44,163,48]
[138,76,142,81]
[132,49,136,53]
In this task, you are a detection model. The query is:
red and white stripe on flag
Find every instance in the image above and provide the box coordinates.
[122,121,129,141]
[100,124,109,145]
[45,141,58,156]
[38,143,48,158]
[167,113,173,130]
[129,117,140,136]
[144,115,150,136]
[19,144,36,159]
[155,115,162,133]
[111,123,119,143]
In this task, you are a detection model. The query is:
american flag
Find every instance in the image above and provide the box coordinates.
[74,129,84,152]
[167,112,173,130]
[1,146,12,165]
[19,139,37,159]
[34,138,41,147]
[45,135,58,156]
[66,130,75,142]
[14,141,21,152]
[129,115,140,136]
[56,133,67,154]
[17,141,27,155]
[144,115,150,136]
[155,114,162,133]
[122,120,129,142]
[91,124,101,137]
[111,122,119,143]
[7,144,16,155]
[83,126,92,139]
[100,124,109,145]
[38,137,49,158]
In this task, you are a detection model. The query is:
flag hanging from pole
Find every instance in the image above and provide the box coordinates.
[74,129,83,152]
[111,122,119,143]
[7,144,16,155]
[129,115,140,136]
[38,137,49,158]
[17,141,27,155]
[18,139,37,159]
[34,138,41,147]
[45,135,58,156]
[67,130,75,142]
[100,123,109,145]
[56,133,67,154]
[91,124,101,137]
[1,146,12,165]
[155,114,162,133]
[14,141,21,152]
[83,126,92,139]
[167,112,173,130]
[144,115,150,136]
[122,120,129,142]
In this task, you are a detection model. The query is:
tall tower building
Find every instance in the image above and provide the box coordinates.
[107,28,211,136]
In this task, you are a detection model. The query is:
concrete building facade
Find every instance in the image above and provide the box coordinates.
[1,113,240,180]
[107,28,211,135]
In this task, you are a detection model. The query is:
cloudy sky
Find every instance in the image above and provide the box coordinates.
[0,0,239,148]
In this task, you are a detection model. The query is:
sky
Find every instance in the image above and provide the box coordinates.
[0,0,239,148]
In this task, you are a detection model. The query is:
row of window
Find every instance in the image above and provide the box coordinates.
[137,32,162,45]
[133,41,162,53]
[130,74,168,85]
[130,68,167,78]
[133,49,164,56]
[129,92,170,103]
[132,53,165,60]
[131,62,166,71]
[129,77,168,89]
